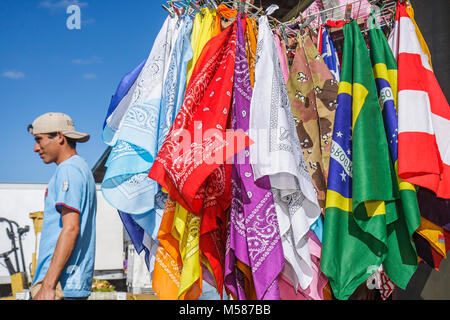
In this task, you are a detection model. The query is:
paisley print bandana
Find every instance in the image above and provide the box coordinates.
[225,16,284,301]
[199,163,231,299]
[102,16,178,215]
[249,15,321,292]
[152,196,183,300]
[149,21,249,215]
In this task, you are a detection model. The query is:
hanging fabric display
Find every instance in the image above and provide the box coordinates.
[286,28,339,214]
[225,15,284,301]
[176,204,202,299]
[390,1,450,199]
[101,16,180,280]
[302,0,325,29]
[415,188,450,268]
[278,230,328,300]
[248,14,321,293]
[98,0,450,301]
[388,1,450,272]
[321,18,417,300]
[101,16,178,215]
[149,21,248,215]
[369,11,421,295]
[152,196,183,300]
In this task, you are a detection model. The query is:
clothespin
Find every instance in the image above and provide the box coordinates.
[208,0,218,10]
[321,10,326,26]
[189,1,203,16]
[345,4,352,21]
[238,0,262,19]
[271,17,278,29]
[237,0,243,15]
[280,25,289,44]
[162,4,175,18]
[169,1,181,17]
[241,0,247,15]
[299,16,315,29]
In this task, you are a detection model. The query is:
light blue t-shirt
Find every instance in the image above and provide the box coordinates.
[32,155,97,298]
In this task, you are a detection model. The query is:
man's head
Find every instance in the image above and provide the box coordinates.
[28,113,90,164]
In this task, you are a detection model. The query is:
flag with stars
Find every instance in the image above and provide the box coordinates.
[321,20,399,300]
[320,26,341,82]
[368,16,421,292]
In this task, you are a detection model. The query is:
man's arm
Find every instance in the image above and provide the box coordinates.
[33,207,80,300]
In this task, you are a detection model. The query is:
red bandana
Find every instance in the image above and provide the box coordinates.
[199,163,231,298]
[149,21,249,215]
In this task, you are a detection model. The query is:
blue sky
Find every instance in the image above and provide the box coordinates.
[0,0,168,183]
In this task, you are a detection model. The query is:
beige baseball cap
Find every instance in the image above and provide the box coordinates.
[28,112,90,143]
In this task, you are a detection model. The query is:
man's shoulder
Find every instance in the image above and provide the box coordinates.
[57,156,94,182]
[59,155,88,170]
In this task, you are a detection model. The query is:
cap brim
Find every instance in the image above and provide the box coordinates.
[63,131,90,143]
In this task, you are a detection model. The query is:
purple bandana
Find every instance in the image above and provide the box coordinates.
[225,16,284,300]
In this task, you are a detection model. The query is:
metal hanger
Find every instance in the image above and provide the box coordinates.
[299,15,315,29]
[189,1,203,16]
[162,3,176,18]
[207,0,218,10]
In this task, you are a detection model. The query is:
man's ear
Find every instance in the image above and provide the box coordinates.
[56,131,66,145]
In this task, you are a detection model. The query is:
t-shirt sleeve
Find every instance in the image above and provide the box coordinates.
[54,164,85,215]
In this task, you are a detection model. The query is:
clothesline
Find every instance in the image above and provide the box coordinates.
[164,1,299,35]
[162,0,398,43]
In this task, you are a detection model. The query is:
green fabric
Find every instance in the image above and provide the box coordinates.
[321,20,410,300]
[369,20,420,290]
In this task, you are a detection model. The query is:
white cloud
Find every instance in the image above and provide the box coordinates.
[72,56,102,65]
[83,73,97,79]
[39,0,88,10]
[2,71,26,79]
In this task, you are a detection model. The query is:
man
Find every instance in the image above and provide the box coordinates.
[28,112,97,300]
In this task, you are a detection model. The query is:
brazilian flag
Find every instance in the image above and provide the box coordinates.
[369,16,421,289]
[321,20,401,300]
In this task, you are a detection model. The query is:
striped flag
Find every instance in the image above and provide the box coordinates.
[389,1,450,199]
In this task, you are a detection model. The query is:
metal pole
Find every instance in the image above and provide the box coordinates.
[1,218,20,274]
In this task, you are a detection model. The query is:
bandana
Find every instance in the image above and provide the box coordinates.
[245,17,258,88]
[286,29,338,212]
[149,21,249,215]
[152,196,182,300]
[225,16,284,300]
[249,15,321,291]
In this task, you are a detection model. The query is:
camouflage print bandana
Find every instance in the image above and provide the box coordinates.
[286,29,339,213]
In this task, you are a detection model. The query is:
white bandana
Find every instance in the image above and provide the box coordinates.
[249,16,321,290]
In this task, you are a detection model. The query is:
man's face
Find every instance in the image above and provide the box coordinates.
[33,133,61,164]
